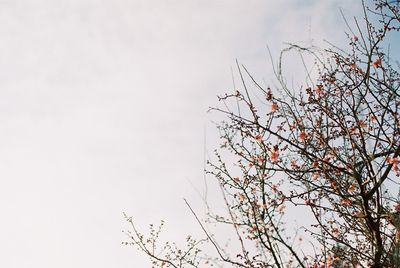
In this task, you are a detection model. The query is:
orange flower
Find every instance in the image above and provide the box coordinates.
[373,58,382,68]
[255,134,263,143]
[271,103,278,113]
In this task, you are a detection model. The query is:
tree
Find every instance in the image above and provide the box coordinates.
[124,1,400,267]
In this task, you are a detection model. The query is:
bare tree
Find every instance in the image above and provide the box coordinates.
[124,1,400,267]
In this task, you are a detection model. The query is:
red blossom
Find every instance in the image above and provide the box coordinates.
[266,89,273,100]
[269,148,279,162]
[271,184,278,191]
[271,102,278,113]
[331,180,338,191]
[315,85,323,94]
[312,172,320,181]
[340,198,352,206]
[394,203,400,212]
[305,199,313,206]
[358,120,366,129]
[373,58,382,68]
[312,161,319,168]
[387,157,399,174]
[299,131,306,142]
[255,134,263,143]
[332,228,340,237]
[347,184,357,193]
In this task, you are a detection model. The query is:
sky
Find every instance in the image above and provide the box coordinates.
[0,1,364,267]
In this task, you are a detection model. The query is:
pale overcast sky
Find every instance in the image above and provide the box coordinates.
[0,1,362,267]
